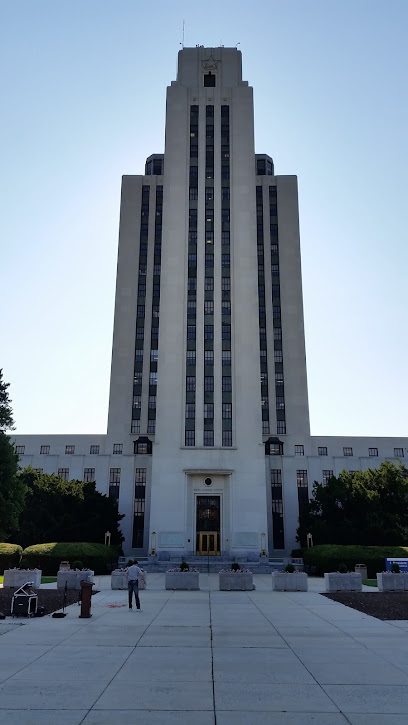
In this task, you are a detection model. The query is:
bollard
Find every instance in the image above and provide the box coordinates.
[79,579,94,618]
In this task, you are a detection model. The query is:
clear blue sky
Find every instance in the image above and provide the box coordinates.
[1,0,407,437]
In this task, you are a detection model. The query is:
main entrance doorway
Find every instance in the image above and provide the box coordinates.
[196,495,221,555]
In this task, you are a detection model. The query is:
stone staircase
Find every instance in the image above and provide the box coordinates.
[144,555,302,574]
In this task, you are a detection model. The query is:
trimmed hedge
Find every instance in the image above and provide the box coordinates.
[300,545,408,578]
[22,543,120,575]
[0,544,23,574]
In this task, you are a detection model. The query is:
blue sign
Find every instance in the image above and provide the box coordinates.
[385,558,408,572]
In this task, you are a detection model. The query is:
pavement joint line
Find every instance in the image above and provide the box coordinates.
[77,586,176,723]
[247,590,344,716]
[209,589,217,725]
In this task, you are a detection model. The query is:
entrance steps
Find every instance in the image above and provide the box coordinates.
[146,557,279,574]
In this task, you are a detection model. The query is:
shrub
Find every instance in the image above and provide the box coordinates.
[391,562,401,574]
[22,542,120,575]
[338,563,348,573]
[285,563,295,573]
[0,543,22,573]
[71,560,84,570]
[19,557,30,569]
[127,559,134,567]
[180,560,189,571]
[231,562,240,572]
[300,544,408,578]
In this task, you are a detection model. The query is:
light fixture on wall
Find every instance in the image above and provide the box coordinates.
[260,532,266,557]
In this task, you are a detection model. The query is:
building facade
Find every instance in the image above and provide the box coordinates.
[12,48,408,558]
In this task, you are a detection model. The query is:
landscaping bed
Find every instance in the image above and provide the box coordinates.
[323,591,408,620]
[0,588,80,616]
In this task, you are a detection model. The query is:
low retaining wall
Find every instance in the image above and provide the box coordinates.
[3,569,42,589]
[165,572,199,590]
[57,570,94,590]
[272,572,308,591]
[377,573,408,591]
[219,572,254,590]
[324,572,362,592]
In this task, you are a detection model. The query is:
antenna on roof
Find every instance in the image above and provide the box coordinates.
[180,19,185,48]
[235,42,241,48]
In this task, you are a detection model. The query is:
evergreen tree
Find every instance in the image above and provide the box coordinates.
[297,462,408,547]
[0,370,26,540]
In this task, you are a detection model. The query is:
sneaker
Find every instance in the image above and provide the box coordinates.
[137,608,142,611]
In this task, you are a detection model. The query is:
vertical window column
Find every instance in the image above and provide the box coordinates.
[271,469,285,549]
[204,105,214,447]
[257,185,269,435]
[221,105,231,447]
[148,185,163,436]
[185,105,199,446]
[132,468,146,548]
[296,470,308,527]
[132,185,150,434]
[270,186,286,435]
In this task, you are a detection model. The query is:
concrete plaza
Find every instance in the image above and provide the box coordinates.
[1,574,408,724]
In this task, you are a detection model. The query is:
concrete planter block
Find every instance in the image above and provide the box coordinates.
[219,572,254,590]
[111,571,147,590]
[324,572,362,592]
[165,571,199,590]
[3,569,42,589]
[111,571,127,589]
[272,572,308,591]
[57,570,94,590]
[377,572,408,591]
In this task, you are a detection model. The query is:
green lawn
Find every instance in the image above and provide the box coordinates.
[0,576,57,584]
[363,578,378,587]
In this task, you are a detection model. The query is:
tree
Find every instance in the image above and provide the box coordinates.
[0,370,26,540]
[0,369,15,432]
[297,462,408,547]
[15,468,124,548]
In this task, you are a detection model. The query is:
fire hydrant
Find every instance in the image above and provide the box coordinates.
[79,579,94,618]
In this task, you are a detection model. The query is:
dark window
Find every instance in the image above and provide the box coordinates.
[395,448,404,457]
[204,430,214,446]
[369,448,378,457]
[222,430,232,447]
[276,396,285,410]
[187,300,196,316]
[343,447,353,457]
[186,403,195,419]
[297,469,308,524]
[205,350,214,366]
[222,188,230,201]
[222,278,230,292]
[204,376,214,392]
[222,376,232,392]
[204,300,214,315]
[132,468,147,548]
[133,395,142,408]
[187,325,196,340]
[65,445,75,454]
[222,403,232,419]
[204,72,216,87]
[90,445,100,454]
[188,277,197,291]
[58,468,69,481]
[83,468,95,482]
[295,445,304,456]
[187,350,196,366]
[189,187,198,200]
[322,470,334,484]
[205,277,214,291]
[222,351,231,366]
[271,469,285,549]
[15,445,25,454]
[186,376,196,392]
[40,445,50,454]
[204,403,214,419]
[222,254,230,268]
[131,421,140,434]
[113,444,123,455]
[148,396,156,409]
[318,446,327,456]
[109,468,121,501]
[222,301,231,316]
[205,187,214,200]
[222,325,231,340]
[205,253,214,267]
[185,430,195,446]
[204,325,214,340]
[277,421,286,434]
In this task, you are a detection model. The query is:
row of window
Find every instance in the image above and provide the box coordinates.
[295,445,405,458]
[187,350,231,366]
[185,430,232,447]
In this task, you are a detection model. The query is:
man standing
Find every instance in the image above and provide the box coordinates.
[126,560,143,610]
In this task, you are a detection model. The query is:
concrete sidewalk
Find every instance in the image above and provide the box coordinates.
[0,574,408,724]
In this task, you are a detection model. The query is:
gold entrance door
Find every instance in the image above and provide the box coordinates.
[196,496,221,555]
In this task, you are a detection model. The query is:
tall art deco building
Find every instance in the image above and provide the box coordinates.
[13,48,407,559]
